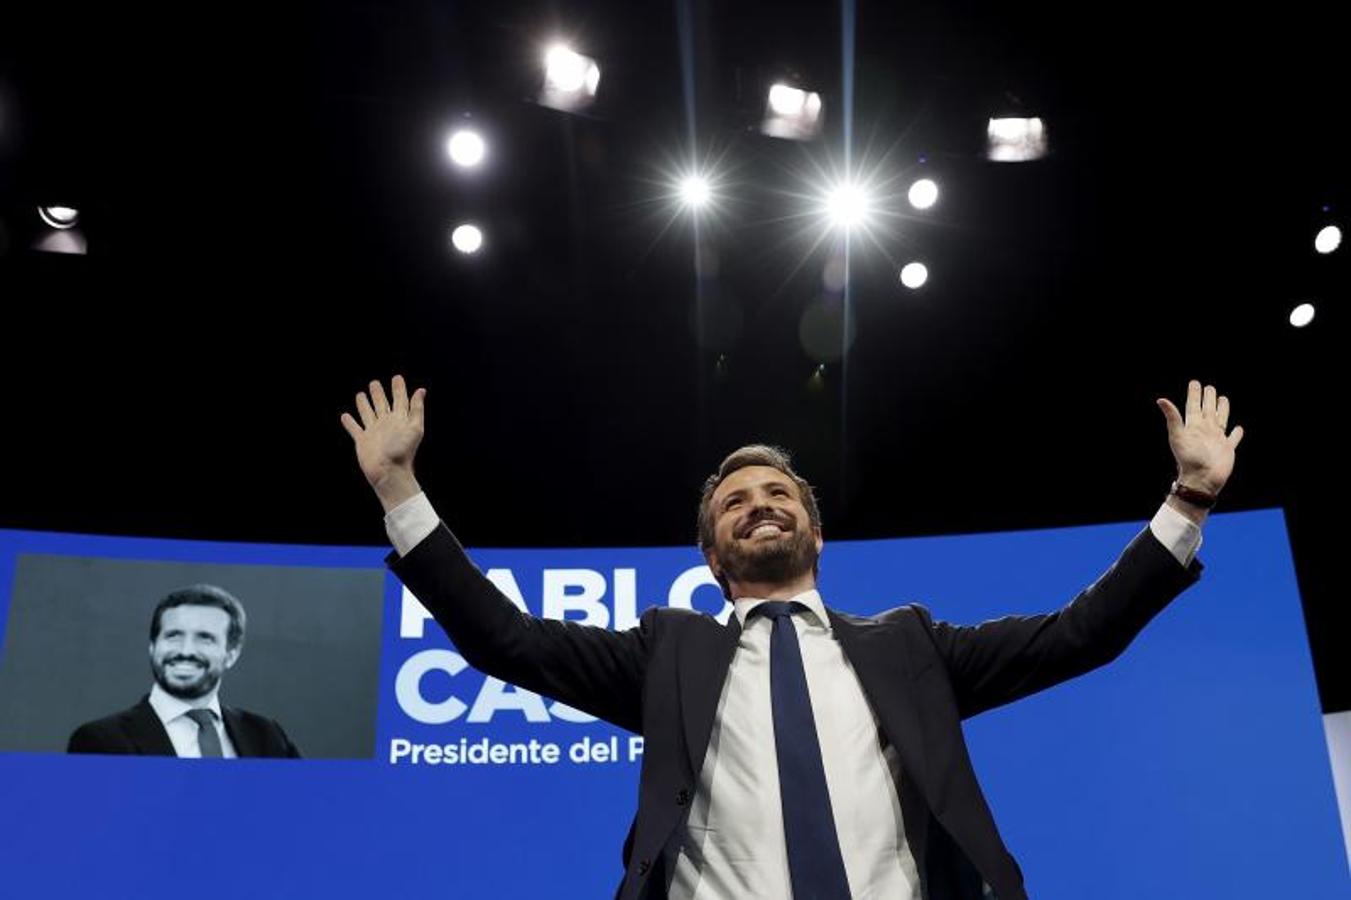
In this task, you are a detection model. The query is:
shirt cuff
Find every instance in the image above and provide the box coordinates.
[384,492,440,557]
[1149,501,1203,567]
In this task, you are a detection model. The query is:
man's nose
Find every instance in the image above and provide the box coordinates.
[749,497,778,517]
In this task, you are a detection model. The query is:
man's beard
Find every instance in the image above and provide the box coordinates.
[717,522,819,588]
[151,654,223,700]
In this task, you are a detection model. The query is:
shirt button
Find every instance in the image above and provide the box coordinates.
[638,859,651,875]
[676,788,691,806]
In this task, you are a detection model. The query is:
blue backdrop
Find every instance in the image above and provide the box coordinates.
[0,508,1344,898]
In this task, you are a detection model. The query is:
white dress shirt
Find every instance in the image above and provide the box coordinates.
[386,494,1201,898]
[147,682,238,758]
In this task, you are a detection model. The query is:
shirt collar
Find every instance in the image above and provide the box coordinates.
[148,682,224,727]
[733,588,829,630]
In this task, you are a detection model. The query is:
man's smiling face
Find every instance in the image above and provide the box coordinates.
[705,465,823,593]
[149,604,239,700]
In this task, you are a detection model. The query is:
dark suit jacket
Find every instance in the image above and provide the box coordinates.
[389,523,1202,900]
[68,696,301,758]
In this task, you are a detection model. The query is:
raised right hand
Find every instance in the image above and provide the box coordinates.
[340,375,426,509]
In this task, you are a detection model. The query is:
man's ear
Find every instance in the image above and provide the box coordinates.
[224,645,241,670]
[814,528,824,555]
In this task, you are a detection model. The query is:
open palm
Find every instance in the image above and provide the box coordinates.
[1156,380,1244,495]
[340,376,426,491]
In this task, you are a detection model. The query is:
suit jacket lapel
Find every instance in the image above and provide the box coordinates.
[222,706,255,757]
[124,697,177,756]
[678,612,742,779]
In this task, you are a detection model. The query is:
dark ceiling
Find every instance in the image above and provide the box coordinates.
[0,2,1344,700]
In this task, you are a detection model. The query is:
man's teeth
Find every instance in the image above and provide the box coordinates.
[749,523,783,537]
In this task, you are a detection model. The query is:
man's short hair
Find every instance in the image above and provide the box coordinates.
[149,584,247,651]
[696,443,823,557]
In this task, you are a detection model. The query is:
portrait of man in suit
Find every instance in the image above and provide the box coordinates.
[67,584,301,758]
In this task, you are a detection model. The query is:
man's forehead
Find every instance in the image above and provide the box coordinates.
[161,604,231,631]
[714,465,797,498]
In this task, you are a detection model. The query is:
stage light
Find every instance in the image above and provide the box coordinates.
[768,84,807,116]
[38,206,79,230]
[824,182,872,230]
[907,178,938,210]
[1289,303,1315,328]
[451,223,483,254]
[447,129,486,168]
[807,363,827,392]
[762,82,823,140]
[899,262,928,289]
[679,174,712,209]
[34,230,87,255]
[1314,225,1341,254]
[540,44,600,112]
[987,117,1048,162]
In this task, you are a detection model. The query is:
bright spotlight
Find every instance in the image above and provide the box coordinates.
[540,44,600,112]
[1289,302,1315,328]
[679,175,712,209]
[899,262,928,289]
[451,223,483,254]
[987,117,1048,162]
[824,182,872,230]
[762,82,823,140]
[768,84,807,116]
[38,206,79,230]
[447,129,486,168]
[1315,225,1342,254]
[907,178,939,210]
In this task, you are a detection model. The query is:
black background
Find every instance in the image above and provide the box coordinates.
[0,1,1343,709]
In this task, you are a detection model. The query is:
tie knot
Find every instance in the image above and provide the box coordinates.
[750,600,806,621]
[185,708,216,729]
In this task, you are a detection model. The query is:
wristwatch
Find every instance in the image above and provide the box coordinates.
[1169,479,1218,509]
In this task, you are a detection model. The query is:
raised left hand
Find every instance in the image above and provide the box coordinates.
[1156,380,1245,496]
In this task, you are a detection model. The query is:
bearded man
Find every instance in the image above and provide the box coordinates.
[68,584,301,759]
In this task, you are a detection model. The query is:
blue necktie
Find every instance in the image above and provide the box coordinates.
[751,600,852,900]
[185,708,224,758]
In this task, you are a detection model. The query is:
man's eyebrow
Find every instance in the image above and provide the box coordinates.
[720,488,745,506]
[720,479,794,506]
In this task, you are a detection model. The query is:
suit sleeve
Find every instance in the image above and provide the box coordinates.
[388,522,655,733]
[919,526,1203,719]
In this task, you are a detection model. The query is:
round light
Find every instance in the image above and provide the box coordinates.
[447,129,486,168]
[679,175,711,208]
[768,84,806,116]
[825,183,871,229]
[38,206,79,230]
[1314,225,1341,254]
[899,262,928,289]
[1289,303,1315,328]
[451,224,483,254]
[545,45,588,93]
[907,178,939,210]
